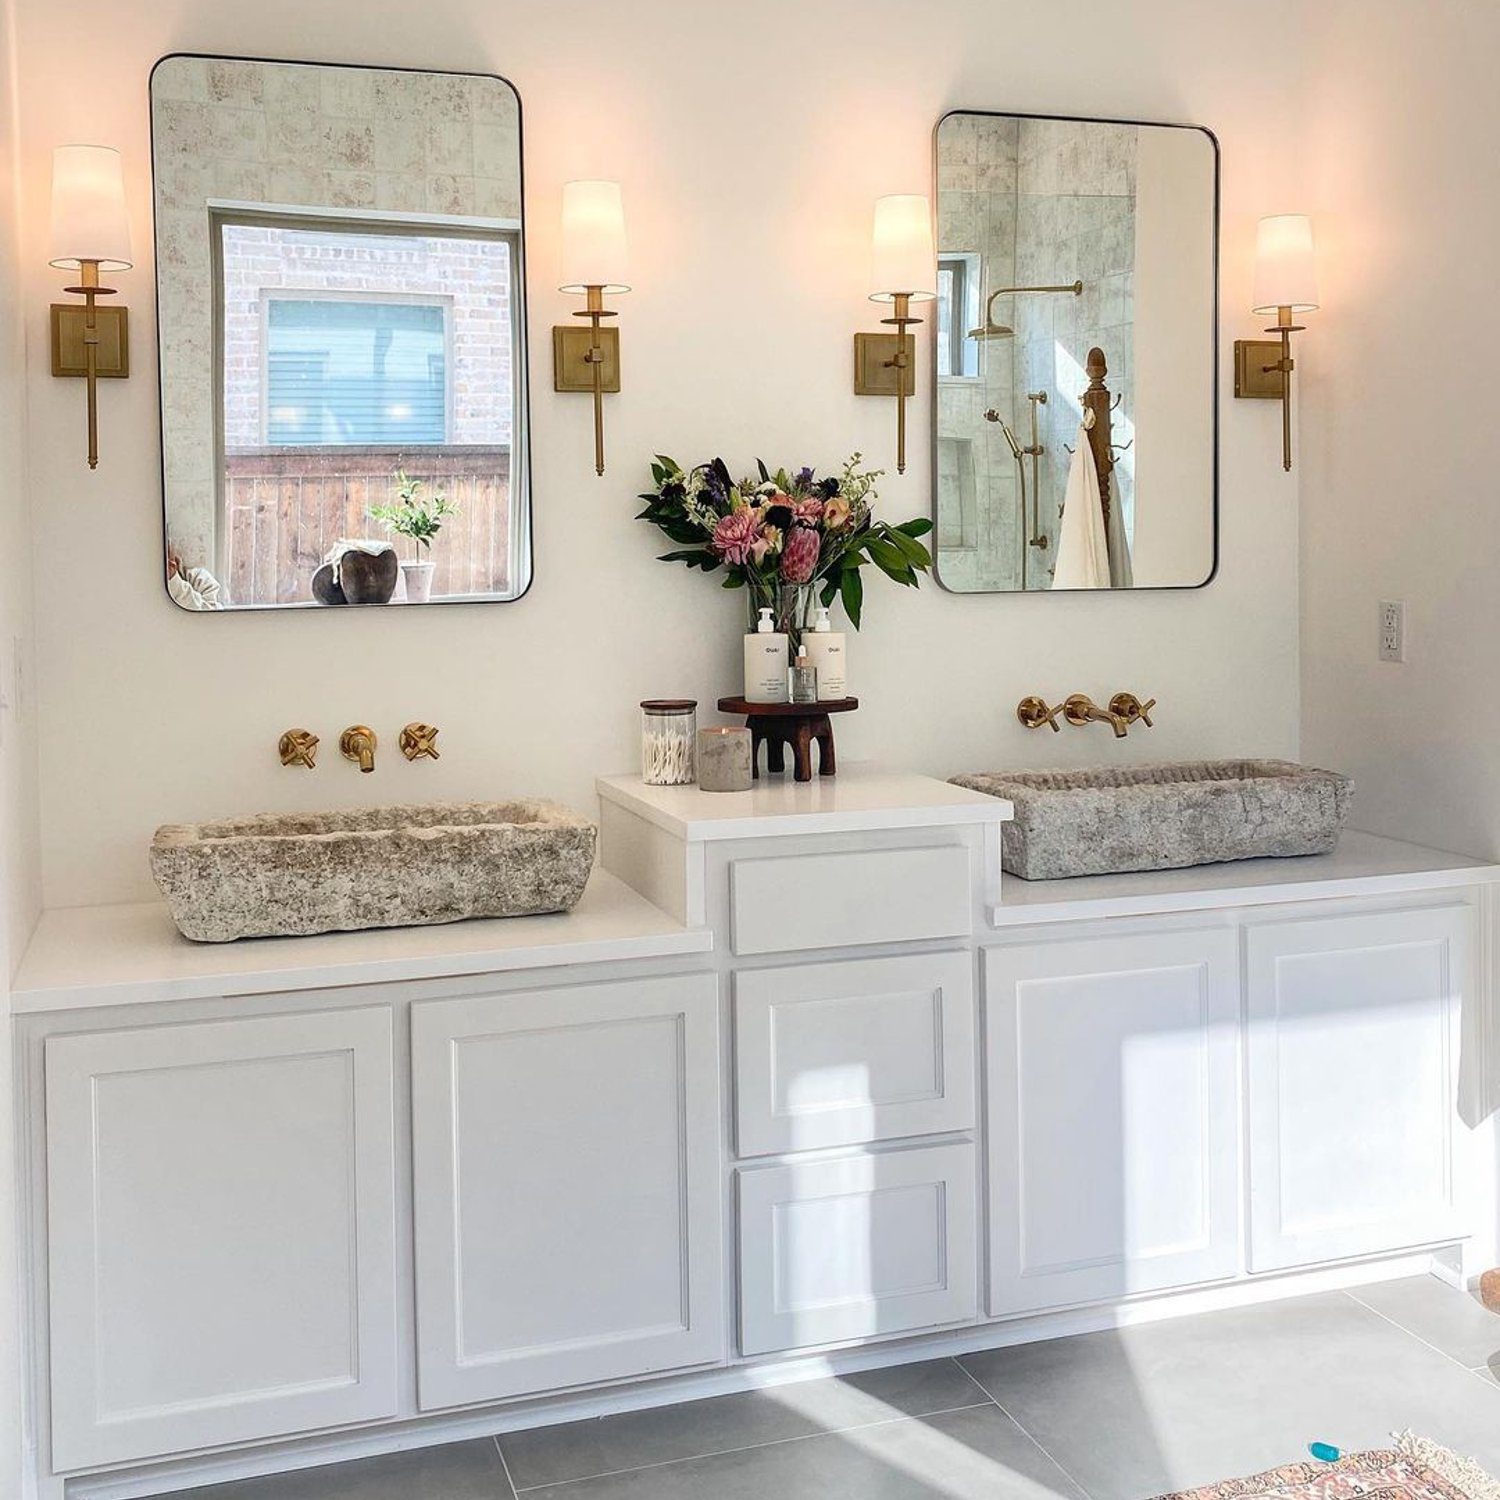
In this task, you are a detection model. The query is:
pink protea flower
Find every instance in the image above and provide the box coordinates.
[791,496,825,524]
[712,507,764,565]
[780,525,821,583]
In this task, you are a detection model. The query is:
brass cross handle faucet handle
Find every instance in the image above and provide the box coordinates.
[1109,692,1156,729]
[399,723,440,761]
[278,729,319,768]
[1016,696,1065,733]
[339,725,377,773]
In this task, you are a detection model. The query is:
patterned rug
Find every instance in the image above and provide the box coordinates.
[1155,1436,1500,1500]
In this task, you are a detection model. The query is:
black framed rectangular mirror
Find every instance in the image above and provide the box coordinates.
[151,54,531,611]
[932,111,1217,593]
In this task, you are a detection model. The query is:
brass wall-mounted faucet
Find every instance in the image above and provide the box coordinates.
[280,722,442,768]
[1017,692,1156,739]
[339,725,377,773]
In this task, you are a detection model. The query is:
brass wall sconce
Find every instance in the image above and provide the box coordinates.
[553,181,628,477]
[854,194,936,474]
[48,145,132,470]
[1234,214,1319,472]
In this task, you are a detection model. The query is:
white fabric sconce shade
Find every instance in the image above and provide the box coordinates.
[869,194,935,302]
[559,180,629,294]
[49,145,132,272]
[1252,213,1318,315]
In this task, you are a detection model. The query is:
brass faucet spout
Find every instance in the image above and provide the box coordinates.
[1063,693,1129,737]
[339,725,377,773]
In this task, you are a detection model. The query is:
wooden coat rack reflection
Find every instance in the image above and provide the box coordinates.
[1082,346,1115,527]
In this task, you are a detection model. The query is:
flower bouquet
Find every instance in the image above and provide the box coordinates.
[635,453,933,643]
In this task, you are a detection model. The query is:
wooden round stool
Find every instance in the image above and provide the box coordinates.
[716,697,859,783]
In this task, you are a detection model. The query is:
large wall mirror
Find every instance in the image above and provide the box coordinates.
[152,55,530,611]
[933,112,1217,593]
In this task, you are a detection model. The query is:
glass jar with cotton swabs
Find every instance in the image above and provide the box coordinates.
[640,700,697,786]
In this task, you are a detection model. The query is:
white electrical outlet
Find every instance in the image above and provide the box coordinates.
[1378,600,1406,663]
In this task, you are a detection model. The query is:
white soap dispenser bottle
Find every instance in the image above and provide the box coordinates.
[743,606,789,703]
[804,605,847,698]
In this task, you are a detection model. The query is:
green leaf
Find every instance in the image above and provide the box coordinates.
[840,566,864,629]
[894,517,934,539]
[882,526,934,569]
[862,536,910,576]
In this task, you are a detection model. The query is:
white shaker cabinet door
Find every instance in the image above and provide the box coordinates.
[46,1008,399,1471]
[411,973,723,1409]
[985,927,1241,1316]
[1246,904,1468,1271]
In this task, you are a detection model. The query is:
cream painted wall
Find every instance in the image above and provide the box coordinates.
[1,0,36,1485]
[13,0,1308,907]
[1300,2,1500,859]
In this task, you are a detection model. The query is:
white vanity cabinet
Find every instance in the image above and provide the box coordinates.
[983,926,1242,1315]
[1244,904,1468,1272]
[44,1007,399,1471]
[410,972,724,1408]
[13,780,1498,1500]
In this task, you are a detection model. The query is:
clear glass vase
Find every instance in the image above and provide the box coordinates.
[746,580,818,653]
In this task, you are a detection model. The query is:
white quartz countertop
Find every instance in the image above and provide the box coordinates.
[989,828,1500,926]
[11,868,713,1014]
[596,766,1013,842]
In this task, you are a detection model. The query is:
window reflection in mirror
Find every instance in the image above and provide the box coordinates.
[932,112,1216,594]
[152,56,530,611]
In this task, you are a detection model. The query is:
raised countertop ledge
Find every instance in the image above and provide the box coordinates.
[596,767,1013,842]
[11,869,713,1014]
[989,828,1500,927]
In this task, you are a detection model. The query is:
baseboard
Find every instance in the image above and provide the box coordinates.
[63,1246,1452,1500]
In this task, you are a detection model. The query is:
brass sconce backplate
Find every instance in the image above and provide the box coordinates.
[853,333,915,397]
[50,304,129,378]
[1233,338,1285,399]
[552,325,621,393]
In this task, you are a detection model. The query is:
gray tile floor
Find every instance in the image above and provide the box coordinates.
[168,1278,1500,1500]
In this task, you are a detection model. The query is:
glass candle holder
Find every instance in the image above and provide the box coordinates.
[640,700,696,785]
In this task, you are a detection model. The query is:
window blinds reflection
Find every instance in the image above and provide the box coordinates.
[265,298,448,446]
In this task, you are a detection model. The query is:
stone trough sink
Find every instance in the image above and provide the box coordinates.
[950,760,1353,881]
[151,800,597,942]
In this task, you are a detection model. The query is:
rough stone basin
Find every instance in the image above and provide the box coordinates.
[950,760,1353,881]
[151,800,597,942]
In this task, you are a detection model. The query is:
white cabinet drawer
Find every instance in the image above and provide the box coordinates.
[734,952,974,1155]
[728,844,971,956]
[736,1142,978,1355]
